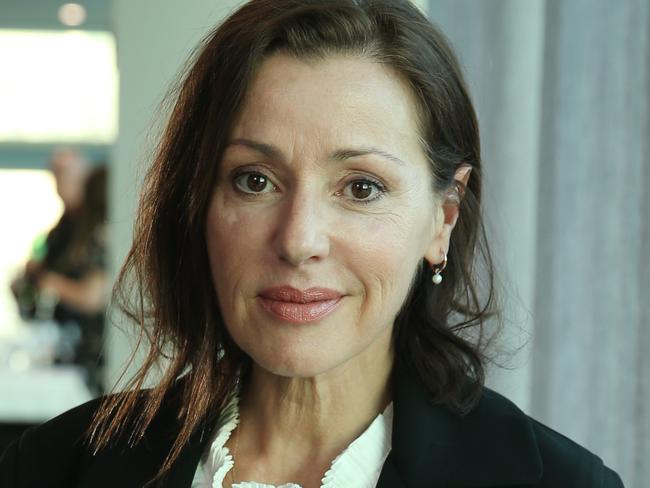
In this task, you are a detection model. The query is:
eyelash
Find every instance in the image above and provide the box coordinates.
[231,170,388,205]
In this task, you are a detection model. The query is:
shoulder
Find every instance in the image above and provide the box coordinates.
[0,381,208,487]
[526,415,624,487]
[390,366,624,487]
[0,397,103,487]
[477,387,624,487]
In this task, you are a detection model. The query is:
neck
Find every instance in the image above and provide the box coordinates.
[232,335,394,484]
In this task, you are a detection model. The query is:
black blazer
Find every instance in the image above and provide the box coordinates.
[0,366,624,487]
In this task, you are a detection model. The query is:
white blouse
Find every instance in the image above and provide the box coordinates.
[192,393,393,488]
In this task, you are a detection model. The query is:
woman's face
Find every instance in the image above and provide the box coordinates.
[206,53,447,378]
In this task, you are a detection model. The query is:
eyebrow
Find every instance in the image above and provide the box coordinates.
[228,138,406,166]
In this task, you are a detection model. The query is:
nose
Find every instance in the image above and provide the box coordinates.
[273,190,330,266]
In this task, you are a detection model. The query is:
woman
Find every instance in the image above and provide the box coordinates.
[10,160,109,394]
[0,0,623,487]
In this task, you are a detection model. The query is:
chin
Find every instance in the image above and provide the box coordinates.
[247,346,349,380]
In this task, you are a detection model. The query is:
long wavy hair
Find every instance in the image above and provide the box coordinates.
[91,0,498,478]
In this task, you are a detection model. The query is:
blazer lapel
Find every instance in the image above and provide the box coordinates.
[160,423,212,486]
[376,452,408,488]
[379,364,543,487]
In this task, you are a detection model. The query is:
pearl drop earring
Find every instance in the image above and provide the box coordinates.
[431,253,447,285]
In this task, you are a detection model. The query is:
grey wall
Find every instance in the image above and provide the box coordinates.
[106,0,244,388]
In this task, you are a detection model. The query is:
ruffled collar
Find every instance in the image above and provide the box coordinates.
[192,393,393,488]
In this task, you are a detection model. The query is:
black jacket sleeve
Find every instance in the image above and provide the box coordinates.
[0,399,100,487]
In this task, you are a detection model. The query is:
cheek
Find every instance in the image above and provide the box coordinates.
[338,213,424,305]
[205,197,265,299]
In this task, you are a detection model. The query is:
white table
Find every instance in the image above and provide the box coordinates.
[0,366,93,423]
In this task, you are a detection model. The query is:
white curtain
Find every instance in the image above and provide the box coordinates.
[428,1,649,485]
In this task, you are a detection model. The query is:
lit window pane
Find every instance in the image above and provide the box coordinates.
[0,170,63,335]
[0,30,118,143]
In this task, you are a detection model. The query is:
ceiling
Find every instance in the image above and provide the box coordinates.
[0,0,111,31]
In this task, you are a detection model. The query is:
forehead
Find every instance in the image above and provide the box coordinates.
[229,53,424,161]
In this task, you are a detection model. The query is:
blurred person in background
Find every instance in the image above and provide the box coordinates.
[51,147,90,215]
[10,149,109,395]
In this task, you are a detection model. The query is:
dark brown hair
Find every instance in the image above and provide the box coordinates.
[91,0,497,477]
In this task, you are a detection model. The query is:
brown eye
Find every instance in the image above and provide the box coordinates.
[246,174,267,192]
[350,181,373,199]
[233,172,277,194]
[342,178,387,204]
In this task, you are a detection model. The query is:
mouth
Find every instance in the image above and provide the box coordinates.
[258,286,343,323]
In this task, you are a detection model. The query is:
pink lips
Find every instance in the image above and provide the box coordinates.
[258,286,343,323]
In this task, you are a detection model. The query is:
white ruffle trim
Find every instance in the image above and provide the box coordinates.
[321,403,393,487]
[192,395,393,488]
[192,393,239,488]
[233,484,301,488]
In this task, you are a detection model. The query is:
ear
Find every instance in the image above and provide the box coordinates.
[424,165,472,266]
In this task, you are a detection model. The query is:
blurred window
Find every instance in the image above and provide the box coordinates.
[0,30,117,143]
[0,169,63,336]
